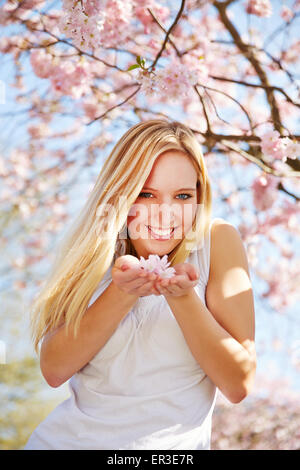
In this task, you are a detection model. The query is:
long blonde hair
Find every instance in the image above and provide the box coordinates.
[30,119,212,352]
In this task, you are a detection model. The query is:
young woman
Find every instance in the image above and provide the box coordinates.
[24,119,256,450]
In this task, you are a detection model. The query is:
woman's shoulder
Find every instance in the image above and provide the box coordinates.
[209,217,242,278]
[210,217,232,230]
[210,217,238,238]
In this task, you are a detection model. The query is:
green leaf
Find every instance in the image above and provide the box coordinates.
[127,64,140,71]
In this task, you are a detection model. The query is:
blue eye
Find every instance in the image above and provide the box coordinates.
[177,194,192,200]
[138,192,192,200]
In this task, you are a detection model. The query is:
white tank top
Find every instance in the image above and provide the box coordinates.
[24,219,218,450]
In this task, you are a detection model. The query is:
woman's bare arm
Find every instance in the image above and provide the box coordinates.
[40,280,138,388]
[40,257,161,388]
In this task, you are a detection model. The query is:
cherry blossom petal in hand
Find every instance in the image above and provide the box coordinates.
[138,254,176,279]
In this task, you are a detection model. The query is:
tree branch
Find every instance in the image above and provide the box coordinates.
[210,75,300,108]
[219,140,300,178]
[148,0,186,71]
[86,85,141,125]
[146,9,182,57]
[213,0,284,133]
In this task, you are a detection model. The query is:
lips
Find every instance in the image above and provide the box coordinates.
[147,225,175,240]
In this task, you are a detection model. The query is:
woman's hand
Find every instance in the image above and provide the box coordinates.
[112,255,161,297]
[154,262,200,298]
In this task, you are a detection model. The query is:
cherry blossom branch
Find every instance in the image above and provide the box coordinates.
[194,85,212,134]
[86,85,141,125]
[263,11,300,49]
[277,182,300,201]
[146,8,182,57]
[210,75,300,109]
[201,84,254,132]
[148,0,186,71]
[213,0,284,134]
[20,20,127,72]
[211,39,300,86]
[219,140,300,178]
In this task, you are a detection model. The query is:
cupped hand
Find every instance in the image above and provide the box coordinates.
[154,262,200,298]
[112,255,162,297]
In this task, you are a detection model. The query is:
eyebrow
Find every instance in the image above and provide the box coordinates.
[142,187,197,192]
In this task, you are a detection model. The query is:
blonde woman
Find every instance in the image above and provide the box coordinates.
[24,119,256,450]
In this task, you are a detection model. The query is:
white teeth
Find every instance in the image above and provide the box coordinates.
[148,226,174,236]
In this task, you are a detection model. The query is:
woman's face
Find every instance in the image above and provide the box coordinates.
[127,150,199,259]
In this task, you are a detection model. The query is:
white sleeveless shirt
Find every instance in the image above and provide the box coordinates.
[24,219,218,450]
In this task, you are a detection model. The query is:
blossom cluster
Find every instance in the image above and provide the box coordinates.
[30,49,92,99]
[251,174,278,211]
[280,5,293,22]
[245,0,272,17]
[260,130,300,163]
[212,376,300,450]
[136,59,204,101]
[58,0,170,52]
[58,0,133,51]
[138,254,176,279]
[0,0,46,25]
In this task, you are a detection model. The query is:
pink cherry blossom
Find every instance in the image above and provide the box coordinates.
[294,0,300,11]
[137,59,200,101]
[27,123,50,139]
[30,50,92,98]
[55,61,92,99]
[260,130,286,161]
[59,0,134,51]
[281,6,293,22]
[30,49,56,79]
[245,0,272,17]
[251,174,278,211]
[281,138,300,162]
[82,0,103,17]
[260,131,300,162]
[0,0,46,25]
[138,254,176,278]
[134,0,170,34]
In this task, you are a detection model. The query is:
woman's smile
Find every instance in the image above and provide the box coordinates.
[146,225,177,240]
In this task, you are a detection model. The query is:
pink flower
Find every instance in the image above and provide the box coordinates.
[281,6,293,22]
[245,0,272,17]
[82,0,103,17]
[30,49,56,79]
[27,123,50,139]
[251,174,278,211]
[137,59,200,102]
[50,62,92,99]
[260,130,286,161]
[281,40,300,64]
[281,138,300,162]
[156,61,199,99]
[138,254,176,278]
[134,0,170,34]
[59,0,133,51]
[294,0,300,11]
[260,131,300,162]
[30,50,92,99]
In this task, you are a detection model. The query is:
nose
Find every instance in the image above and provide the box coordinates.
[149,201,181,228]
